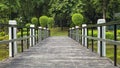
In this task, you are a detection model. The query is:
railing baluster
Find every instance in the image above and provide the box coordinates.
[21,28,24,52]
[35,28,36,45]
[37,28,39,43]
[100,26,102,57]
[114,24,117,66]
[87,28,89,49]
[27,28,29,49]
[11,27,14,57]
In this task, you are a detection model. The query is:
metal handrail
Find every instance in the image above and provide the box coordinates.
[69,20,120,66]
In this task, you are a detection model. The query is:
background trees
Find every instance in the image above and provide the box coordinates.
[0,0,120,28]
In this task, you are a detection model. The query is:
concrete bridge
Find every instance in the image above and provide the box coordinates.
[0,36,118,68]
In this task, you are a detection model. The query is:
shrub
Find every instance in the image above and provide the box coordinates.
[39,16,48,27]
[88,30,114,40]
[72,13,83,26]
[0,35,8,41]
[31,17,38,26]
[0,32,5,36]
[17,32,28,38]
[25,23,31,27]
[48,17,54,28]
[106,32,114,39]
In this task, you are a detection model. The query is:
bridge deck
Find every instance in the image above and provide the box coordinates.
[0,37,118,68]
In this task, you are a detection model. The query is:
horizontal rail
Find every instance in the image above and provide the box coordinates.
[80,35,120,45]
[78,20,120,29]
[0,36,36,44]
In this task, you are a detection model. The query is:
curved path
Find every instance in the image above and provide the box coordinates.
[0,37,119,68]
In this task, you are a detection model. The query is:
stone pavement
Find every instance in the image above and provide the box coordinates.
[0,36,119,68]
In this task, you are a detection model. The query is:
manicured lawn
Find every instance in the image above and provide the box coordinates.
[88,41,120,64]
[50,27,68,36]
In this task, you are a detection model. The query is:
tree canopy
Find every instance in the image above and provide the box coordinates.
[0,0,120,28]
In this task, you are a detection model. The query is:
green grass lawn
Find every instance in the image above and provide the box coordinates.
[50,27,68,36]
[88,41,120,64]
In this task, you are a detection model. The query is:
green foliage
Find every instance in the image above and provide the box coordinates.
[25,23,31,27]
[0,32,5,36]
[88,30,114,39]
[31,17,38,26]
[17,32,28,38]
[39,16,48,27]
[48,17,54,28]
[0,35,8,41]
[72,13,83,26]
[50,27,68,36]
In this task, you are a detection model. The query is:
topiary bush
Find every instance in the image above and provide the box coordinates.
[39,16,48,27]
[31,17,38,26]
[72,13,83,26]
[47,17,54,28]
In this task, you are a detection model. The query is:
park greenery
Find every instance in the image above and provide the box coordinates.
[0,0,120,28]
[1,0,120,65]
[72,13,83,26]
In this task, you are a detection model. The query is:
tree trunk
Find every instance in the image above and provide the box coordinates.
[103,0,106,19]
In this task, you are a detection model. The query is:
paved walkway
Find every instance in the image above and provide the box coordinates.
[0,37,119,68]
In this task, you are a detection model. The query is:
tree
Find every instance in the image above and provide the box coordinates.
[48,0,84,30]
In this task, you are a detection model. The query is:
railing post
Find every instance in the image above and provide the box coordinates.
[9,20,17,57]
[39,27,42,42]
[75,26,79,42]
[87,28,89,48]
[84,25,87,47]
[37,28,39,43]
[27,28,29,49]
[30,24,35,47]
[47,28,49,38]
[82,24,86,46]
[43,27,46,39]
[48,29,50,37]
[35,28,36,45]
[72,27,75,40]
[69,28,71,38]
[97,19,106,57]
[21,28,24,52]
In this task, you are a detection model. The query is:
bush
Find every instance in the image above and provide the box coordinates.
[88,30,114,40]
[0,35,8,41]
[48,17,54,28]
[106,32,114,39]
[31,17,38,26]
[72,13,83,26]
[0,32,5,36]
[17,32,28,38]
[39,16,48,27]
[25,23,31,27]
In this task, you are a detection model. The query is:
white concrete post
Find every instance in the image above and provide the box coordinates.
[82,24,87,46]
[9,20,17,57]
[47,28,49,38]
[84,25,87,47]
[72,27,75,39]
[39,27,42,42]
[75,26,79,42]
[30,24,35,47]
[97,19,106,56]
[69,28,71,38]
[43,27,46,39]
